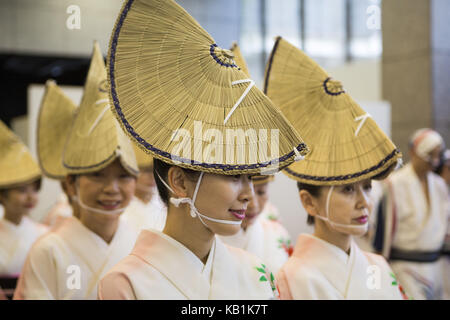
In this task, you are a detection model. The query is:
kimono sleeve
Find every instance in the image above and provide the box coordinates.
[98,271,137,300]
[13,237,58,300]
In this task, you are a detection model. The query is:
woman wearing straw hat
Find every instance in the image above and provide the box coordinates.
[36,80,80,228]
[120,144,167,233]
[0,121,48,277]
[229,43,283,225]
[220,174,293,274]
[264,37,407,300]
[14,42,140,300]
[97,0,308,300]
[258,180,283,222]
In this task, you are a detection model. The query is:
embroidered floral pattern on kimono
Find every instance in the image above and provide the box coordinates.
[256,263,278,297]
[277,237,294,256]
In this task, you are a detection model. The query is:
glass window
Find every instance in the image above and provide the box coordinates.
[240,0,265,84]
[304,0,346,67]
[265,0,301,53]
[349,0,382,59]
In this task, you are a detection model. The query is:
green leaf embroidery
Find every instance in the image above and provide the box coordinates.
[259,276,267,282]
[270,272,275,282]
[256,267,266,273]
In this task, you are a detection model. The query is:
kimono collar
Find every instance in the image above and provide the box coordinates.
[55,217,135,274]
[293,234,351,264]
[131,229,216,299]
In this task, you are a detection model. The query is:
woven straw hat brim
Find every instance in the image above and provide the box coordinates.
[37,80,77,180]
[62,41,139,176]
[133,142,153,169]
[107,0,308,176]
[0,120,41,188]
[251,174,275,185]
[230,42,250,78]
[264,37,401,186]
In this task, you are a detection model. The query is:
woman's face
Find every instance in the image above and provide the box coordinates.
[241,182,269,229]
[412,145,442,172]
[313,179,373,236]
[68,159,136,218]
[187,173,254,236]
[135,165,156,203]
[0,181,39,219]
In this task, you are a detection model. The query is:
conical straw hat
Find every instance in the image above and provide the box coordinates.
[231,44,272,190]
[0,120,41,189]
[63,41,138,176]
[107,0,308,175]
[230,42,250,77]
[251,174,275,186]
[132,142,153,169]
[37,80,77,179]
[264,37,401,185]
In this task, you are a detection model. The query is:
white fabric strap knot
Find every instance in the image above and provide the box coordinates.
[293,147,305,162]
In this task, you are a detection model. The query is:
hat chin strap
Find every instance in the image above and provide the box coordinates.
[314,186,368,232]
[155,171,242,228]
[73,193,125,216]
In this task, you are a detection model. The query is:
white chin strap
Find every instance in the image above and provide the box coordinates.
[155,171,242,228]
[73,187,125,216]
[314,186,368,232]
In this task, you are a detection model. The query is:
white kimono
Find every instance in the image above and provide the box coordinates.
[276,234,407,300]
[441,198,450,300]
[13,216,137,300]
[120,196,167,233]
[382,163,449,300]
[220,216,292,273]
[98,229,278,300]
[260,201,280,222]
[0,216,48,276]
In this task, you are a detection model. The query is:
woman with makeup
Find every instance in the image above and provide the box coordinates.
[121,144,167,233]
[220,175,292,274]
[14,42,140,300]
[37,80,80,229]
[98,0,308,300]
[0,120,48,276]
[264,37,408,300]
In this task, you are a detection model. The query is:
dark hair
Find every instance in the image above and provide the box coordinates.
[297,182,323,226]
[433,150,448,176]
[153,159,201,206]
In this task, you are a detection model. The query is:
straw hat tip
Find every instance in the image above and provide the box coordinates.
[45,79,57,86]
